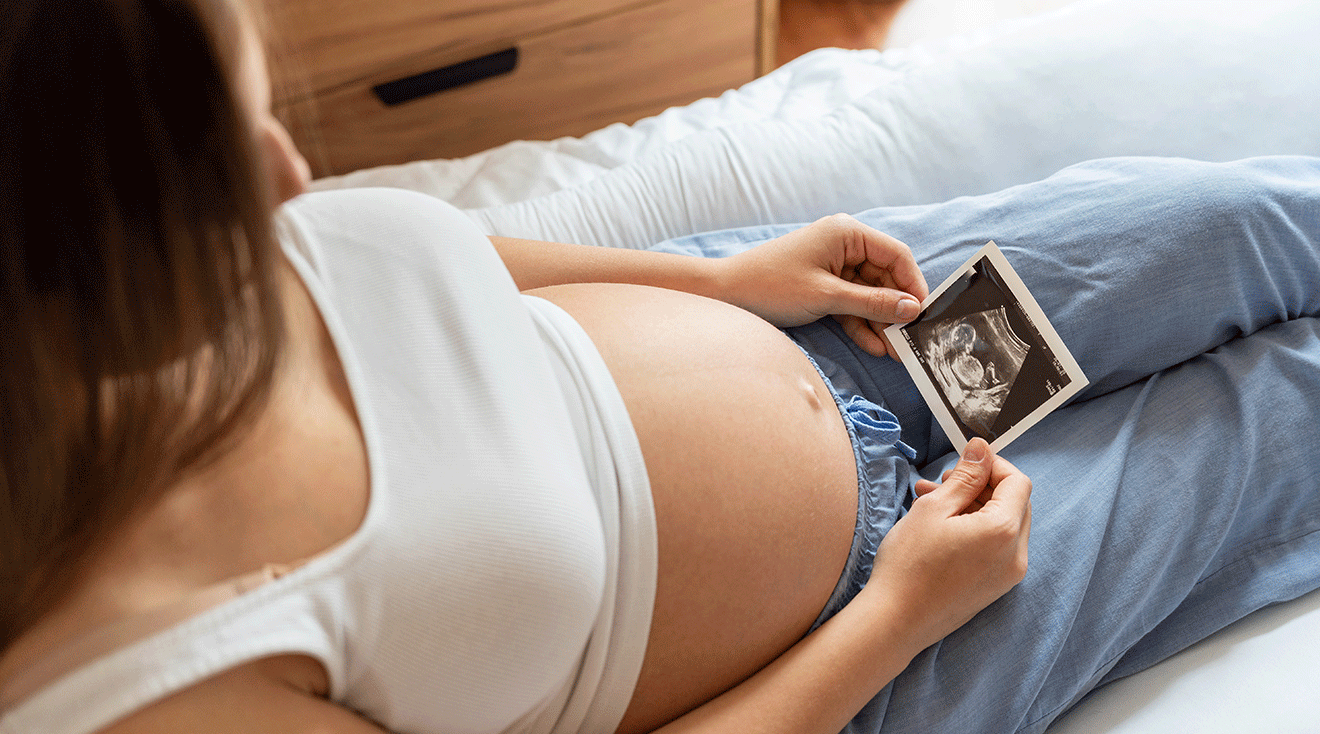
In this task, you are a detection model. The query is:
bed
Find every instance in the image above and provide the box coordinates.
[307,0,1320,730]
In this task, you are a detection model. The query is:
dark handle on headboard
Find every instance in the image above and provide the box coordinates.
[371,47,519,106]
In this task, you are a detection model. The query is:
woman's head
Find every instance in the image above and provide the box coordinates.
[0,0,303,652]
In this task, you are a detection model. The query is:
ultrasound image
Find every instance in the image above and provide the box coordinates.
[917,307,1031,437]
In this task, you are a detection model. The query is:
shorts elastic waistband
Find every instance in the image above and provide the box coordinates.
[790,345,917,631]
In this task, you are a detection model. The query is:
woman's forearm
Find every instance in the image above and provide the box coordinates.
[494,215,929,356]
[489,235,725,297]
[651,585,920,734]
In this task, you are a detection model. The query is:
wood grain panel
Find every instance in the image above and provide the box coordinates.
[279,0,759,176]
[265,0,640,105]
[756,0,778,77]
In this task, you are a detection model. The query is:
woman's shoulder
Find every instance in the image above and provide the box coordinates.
[0,260,372,734]
[274,187,522,332]
[276,187,494,268]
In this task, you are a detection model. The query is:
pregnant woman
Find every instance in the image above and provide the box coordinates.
[3,2,1319,734]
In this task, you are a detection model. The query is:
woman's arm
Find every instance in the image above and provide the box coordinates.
[99,661,390,734]
[491,233,724,300]
[493,214,929,358]
[654,439,1031,734]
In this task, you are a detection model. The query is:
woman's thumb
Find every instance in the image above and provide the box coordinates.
[937,438,993,506]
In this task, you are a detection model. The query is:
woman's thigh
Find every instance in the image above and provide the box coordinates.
[861,317,1320,734]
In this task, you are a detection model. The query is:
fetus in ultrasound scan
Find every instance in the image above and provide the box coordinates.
[923,308,1030,437]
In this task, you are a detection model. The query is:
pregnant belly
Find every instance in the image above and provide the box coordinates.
[525,283,861,734]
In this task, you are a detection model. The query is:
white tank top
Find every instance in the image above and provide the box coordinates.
[0,188,657,734]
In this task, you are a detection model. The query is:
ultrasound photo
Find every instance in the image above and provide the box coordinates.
[884,242,1088,451]
[914,307,1029,438]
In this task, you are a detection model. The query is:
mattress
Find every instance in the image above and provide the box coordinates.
[309,0,1320,729]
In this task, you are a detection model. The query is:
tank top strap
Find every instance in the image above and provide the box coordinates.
[0,562,298,713]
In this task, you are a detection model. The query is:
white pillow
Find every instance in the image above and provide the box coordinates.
[464,0,1320,248]
[307,44,929,208]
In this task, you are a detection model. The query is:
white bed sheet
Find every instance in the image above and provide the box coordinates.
[309,0,1320,729]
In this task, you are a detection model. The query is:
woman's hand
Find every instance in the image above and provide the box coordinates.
[865,438,1032,655]
[715,214,929,359]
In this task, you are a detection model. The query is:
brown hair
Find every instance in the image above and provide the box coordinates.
[0,0,285,654]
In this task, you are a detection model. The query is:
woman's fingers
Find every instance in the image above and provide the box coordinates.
[841,217,929,302]
[986,455,1033,524]
[823,215,928,321]
[721,215,928,331]
[914,478,939,496]
[835,308,906,361]
[929,438,994,514]
[921,447,1031,521]
[835,314,892,358]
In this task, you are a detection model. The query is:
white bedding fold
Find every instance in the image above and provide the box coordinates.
[464,0,1320,249]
